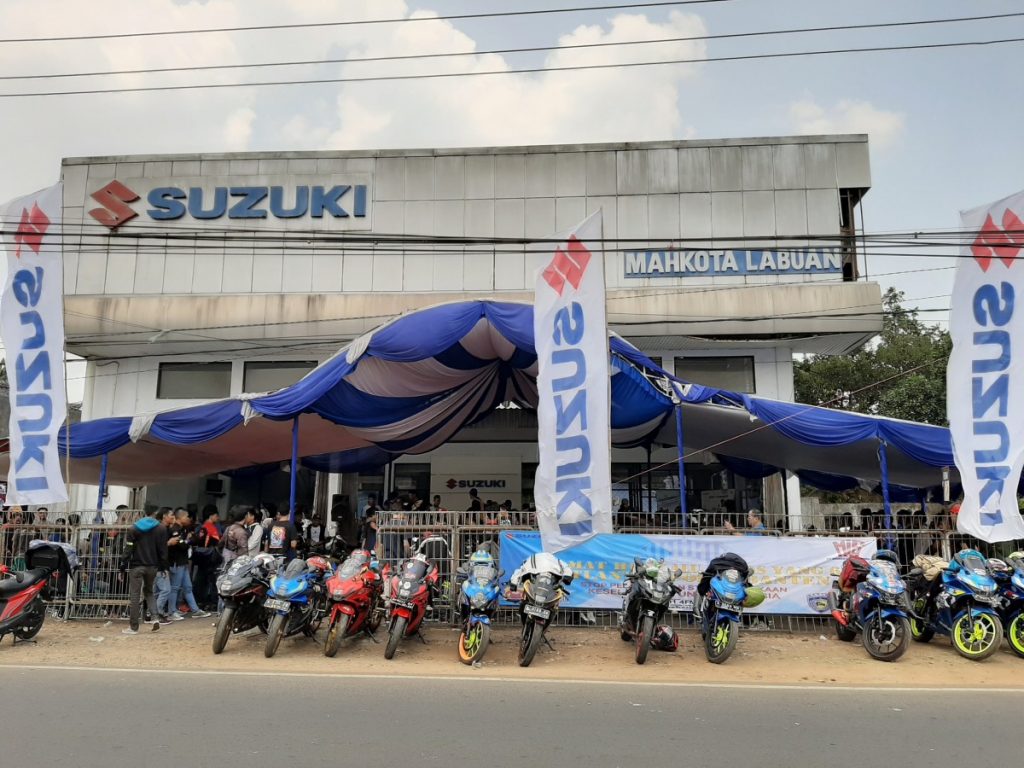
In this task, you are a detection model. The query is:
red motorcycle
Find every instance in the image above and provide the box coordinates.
[383,553,439,660]
[323,550,384,657]
[0,542,75,645]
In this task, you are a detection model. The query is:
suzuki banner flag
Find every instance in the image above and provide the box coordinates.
[533,211,612,553]
[1,183,68,504]
[948,189,1024,542]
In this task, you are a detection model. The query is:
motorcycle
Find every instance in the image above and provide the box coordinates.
[988,552,1024,658]
[323,549,384,657]
[383,552,439,660]
[828,550,912,662]
[512,555,573,668]
[695,554,750,664]
[263,555,333,658]
[909,549,1003,661]
[619,557,681,665]
[455,550,503,665]
[0,541,75,645]
[212,553,277,654]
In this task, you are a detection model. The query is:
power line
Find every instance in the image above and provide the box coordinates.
[3,36,1022,98]
[4,11,1020,81]
[0,1,731,45]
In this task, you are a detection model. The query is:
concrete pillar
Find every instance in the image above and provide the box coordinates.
[784,471,804,531]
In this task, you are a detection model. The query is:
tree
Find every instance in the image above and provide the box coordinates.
[794,288,951,425]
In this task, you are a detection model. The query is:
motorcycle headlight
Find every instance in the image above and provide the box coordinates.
[471,591,490,609]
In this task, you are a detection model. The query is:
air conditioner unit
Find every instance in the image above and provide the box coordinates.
[204,477,225,496]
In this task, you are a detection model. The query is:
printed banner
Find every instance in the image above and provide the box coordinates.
[624,248,843,278]
[499,532,877,615]
[1,183,68,504]
[948,189,1024,542]
[533,211,612,552]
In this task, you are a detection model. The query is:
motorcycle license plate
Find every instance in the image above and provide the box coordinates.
[524,604,550,620]
[264,598,290,611]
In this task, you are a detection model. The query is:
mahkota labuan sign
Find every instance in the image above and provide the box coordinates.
[624,248,843,278]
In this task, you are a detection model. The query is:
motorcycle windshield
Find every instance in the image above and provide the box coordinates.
[282,559,309,578]
[956,553,989,576]
[224,557,254,578]
[470,564,498,586]
[337,553,370,580]
[402,560,430,581]
[869,560,902,590]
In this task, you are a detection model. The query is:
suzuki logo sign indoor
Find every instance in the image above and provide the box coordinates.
[85,174,371,231]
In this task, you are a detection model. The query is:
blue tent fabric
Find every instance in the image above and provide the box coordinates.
[714,454,780,479]
[46,300,956,490]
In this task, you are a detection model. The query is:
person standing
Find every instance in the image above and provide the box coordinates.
[221,507,250,566]
[168,509,209,620]
[245,508,263,557]
[192,507,223,609]
[266,509,300,560]
[153,508,177,623]
[121,510,169,634]
[361,509,378,554]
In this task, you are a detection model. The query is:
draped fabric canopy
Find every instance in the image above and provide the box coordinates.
[0,300,955,489]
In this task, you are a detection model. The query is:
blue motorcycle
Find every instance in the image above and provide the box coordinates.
[828,551,911,662]
[696,554,752,664]
[909,549,1003,661]
[263,556,333,658]
[988,552,1024,659]
[455,550,502,665]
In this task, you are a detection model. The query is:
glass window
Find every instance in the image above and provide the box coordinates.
[243,361,317,393]
[674,356,755,392]
[157,362,231,399]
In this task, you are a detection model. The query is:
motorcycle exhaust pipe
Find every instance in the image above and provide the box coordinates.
[826,591,849,626]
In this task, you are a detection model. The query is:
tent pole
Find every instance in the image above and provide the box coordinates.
[96,453,108,520]
[877,440,893,549]
[675,404,687,528]
[289,416,299,523]
[646,445,653,517]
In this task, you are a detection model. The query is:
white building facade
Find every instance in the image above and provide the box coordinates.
[60,136,881,528]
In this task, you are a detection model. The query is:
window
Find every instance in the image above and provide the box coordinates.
[243,361,317,393]
[674,356,755,392]
[157,362,232,399]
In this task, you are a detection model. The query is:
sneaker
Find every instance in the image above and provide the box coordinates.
[191,610,211,619]
[122,628,139,635]
[171,612,186,621]
[152,621,161,632]
[158,616,173,625]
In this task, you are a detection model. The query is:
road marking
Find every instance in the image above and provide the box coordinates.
[0,663,1021,693]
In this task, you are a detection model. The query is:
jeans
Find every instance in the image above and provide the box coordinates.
[155,571,172,617]
[169,564,200,613]
[128,566,158,631]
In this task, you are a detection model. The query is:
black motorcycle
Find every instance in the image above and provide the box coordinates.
[514,567,573,667]
[212,554,277,654]
[620,557,681,664]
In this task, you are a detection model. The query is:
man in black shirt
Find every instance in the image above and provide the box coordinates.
[168,509,209,619]
[267,509,300,560]
[121,510,169,634]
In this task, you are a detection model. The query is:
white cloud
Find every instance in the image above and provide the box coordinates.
[222,106,255,150]
[788,98,905,149]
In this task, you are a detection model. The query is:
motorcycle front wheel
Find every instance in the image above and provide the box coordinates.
[910,599,934,642]
[384,615,407,660]
[862,615,909,662]
[1007,611,1024,659]
[951,611,1002,661]
[705,618,738,664]
[13,598,45,641]
[324,613,350,658]
[264,612,287,658]
[458,621,491,665]
[212,605,236,655]
[635,614,654,665]
[518,619,544,667]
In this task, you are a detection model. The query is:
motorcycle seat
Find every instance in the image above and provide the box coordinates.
[0,568,50,597]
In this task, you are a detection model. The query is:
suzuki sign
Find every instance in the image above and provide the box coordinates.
[84,174,372,231]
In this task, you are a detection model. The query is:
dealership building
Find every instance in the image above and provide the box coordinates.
[59,135,881,527]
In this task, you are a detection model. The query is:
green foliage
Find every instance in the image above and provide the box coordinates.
[794,288,950,425]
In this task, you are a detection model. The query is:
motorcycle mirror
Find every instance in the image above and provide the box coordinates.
[672,567,682,579]
[563,573,574,585]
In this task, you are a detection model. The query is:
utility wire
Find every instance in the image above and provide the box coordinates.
[0,1,732,44]
[3,11,1019,81]
[2,36,1022,98]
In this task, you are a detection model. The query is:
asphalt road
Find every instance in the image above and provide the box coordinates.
[1,667,1017,767]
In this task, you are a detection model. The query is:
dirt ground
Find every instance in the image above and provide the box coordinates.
[2,616,1023,688]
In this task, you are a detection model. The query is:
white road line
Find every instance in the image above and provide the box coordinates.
[0,663,1021,693]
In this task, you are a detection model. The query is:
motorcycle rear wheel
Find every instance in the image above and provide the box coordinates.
[951,611,1002,661]
[458,621,490,665]
[910,600,934,642]
[518,619,544,667]
[384,615,407,660]
[834,617,857,642]
[324,613,350,658]
[704,618,738,664]
[264,613,287,658]
[13,599,44,641]
[635,614,654,665]
[1007,612,1024,659]
[212,605,236,655]
[862,615,909,662]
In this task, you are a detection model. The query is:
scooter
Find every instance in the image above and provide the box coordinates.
[212,553,277,654]
[263,556,333,658]
[323,549,383,657]
[828,550,912,662]
[383,553,439,660]
[0,541,76,645]
[908,549,1003,661]
[455,550,502,665]
[988,552,1024,658]
[620,557,681,665]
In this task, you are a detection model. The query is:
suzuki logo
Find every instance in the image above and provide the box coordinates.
[971,207,1023,272]
[13,203,50,258]
[446,478,457,489]
[542,235,591,296]
[88,180,139,230]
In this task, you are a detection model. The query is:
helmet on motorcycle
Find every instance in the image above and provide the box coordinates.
[650,624,679,652]
[306,555,332,572]
[742,586,766,608]
[470,550,495,566]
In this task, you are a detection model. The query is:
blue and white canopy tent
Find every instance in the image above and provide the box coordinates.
[0,301,955,521]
